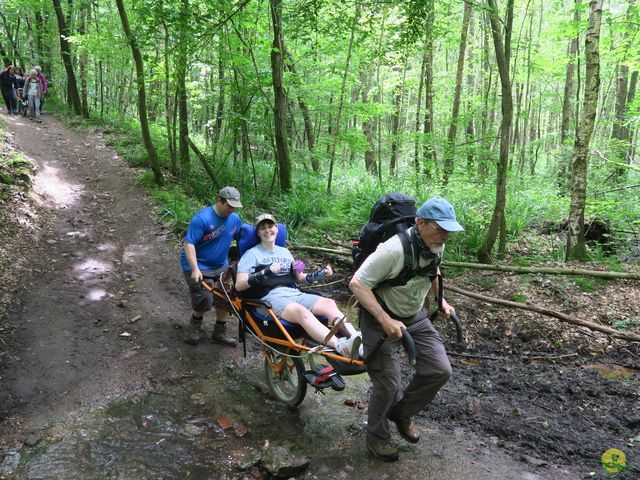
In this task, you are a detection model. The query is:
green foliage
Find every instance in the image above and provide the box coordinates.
[509,293,527,303]
[138,171,199,233]
[612,317,640,331]
[479,275,497,290]
[572,276,608,292]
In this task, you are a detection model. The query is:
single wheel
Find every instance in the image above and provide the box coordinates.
[263,350,307,406]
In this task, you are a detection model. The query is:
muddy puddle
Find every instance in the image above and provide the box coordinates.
[1,350,369,479]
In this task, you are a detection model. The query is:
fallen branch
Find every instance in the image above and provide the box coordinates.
[448,352,502,361]
[445,284,640,343]
[291,244,351,256]
[443,261,639,280]
[448,352,578,362]
[323,234,351,249]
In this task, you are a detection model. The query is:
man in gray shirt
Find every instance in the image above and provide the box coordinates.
[350,197,463,462]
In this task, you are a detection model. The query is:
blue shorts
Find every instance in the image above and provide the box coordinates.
[262,287,321,317]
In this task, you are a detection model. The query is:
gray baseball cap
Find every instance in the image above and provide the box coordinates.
[218,186,242,208]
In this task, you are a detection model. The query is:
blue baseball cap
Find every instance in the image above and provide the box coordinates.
[416,197,464,232]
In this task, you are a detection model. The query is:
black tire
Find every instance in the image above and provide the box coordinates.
[263,350,307,406]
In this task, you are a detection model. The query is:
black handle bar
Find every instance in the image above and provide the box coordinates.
[430,310,464,345]
[364,328,416,366]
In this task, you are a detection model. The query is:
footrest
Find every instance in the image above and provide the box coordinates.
[304,364,345,391]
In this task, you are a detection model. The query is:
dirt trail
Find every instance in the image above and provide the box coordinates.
[1,114,217,430]
[0,114,636,479]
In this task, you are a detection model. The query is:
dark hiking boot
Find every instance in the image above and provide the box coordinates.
[388,412,420,443]
[183,315,203,345]
[366,436,399,462]
[211,322,237,347]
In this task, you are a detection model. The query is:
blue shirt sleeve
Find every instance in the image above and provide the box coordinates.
[185,215,206,245]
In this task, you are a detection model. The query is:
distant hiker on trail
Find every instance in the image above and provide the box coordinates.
[24,69,43,123]
[14,67,26,115]
[235,213,363,359]
[350,197,463,462]
[34,66,47,111]
[180,186,243,347]
[0,65,18,114]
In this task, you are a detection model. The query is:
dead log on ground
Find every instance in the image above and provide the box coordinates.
[445,284,640,343]
[443,261,639,280]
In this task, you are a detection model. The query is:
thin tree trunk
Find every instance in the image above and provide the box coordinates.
[423,0,437,177]
[176,0,190,178]
[115,0,164,186]
[465,10,476,169]
[414,34,427,178]
[361,63,377,175]
[477,0,513,263]
[51,0,82,114]
[560,0,581,143]
[210,36,226,163]
[623,70,638,164]
[163,23,176,175]
[565,0,603,261]
[389,61,404,176]
[284,45,317,171]
[78,3,89,119]
[270,0,292,191]
[327,5,357,194]
[443,0,472,187]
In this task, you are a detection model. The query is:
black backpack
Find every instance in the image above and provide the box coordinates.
[352,193,442,288]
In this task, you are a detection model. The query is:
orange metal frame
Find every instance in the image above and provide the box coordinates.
[201,281,364,368]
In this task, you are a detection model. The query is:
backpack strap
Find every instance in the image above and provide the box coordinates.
[376,229,442,289]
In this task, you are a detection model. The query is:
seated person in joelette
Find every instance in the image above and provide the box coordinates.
[235,213,362,358]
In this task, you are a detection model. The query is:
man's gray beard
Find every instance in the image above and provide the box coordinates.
[429,244,445,255]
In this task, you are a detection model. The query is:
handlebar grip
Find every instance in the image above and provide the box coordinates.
[401,328,416,366]
[450,312,464,345]
[364,328,417,366]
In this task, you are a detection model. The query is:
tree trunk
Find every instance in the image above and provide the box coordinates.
[269,0,292,191]
[389,63,403,176]
[327,6,357,194]
[163,23,176,175]
[115,0,164,186]
[176,0,190,178]
[610,63,629,173]
[422,0,437,177]
[565,0,603,261]
[414,34,427,178]
[560,1,580,143]
[443,0,472,187]
[477,0,513,264]
[623,70,638,164]
[51,0,82,115]
[210,36,226,164]
[360,63,377,175]
[464,10,476,169]
[284,46,317,171]
[78,3,89,119]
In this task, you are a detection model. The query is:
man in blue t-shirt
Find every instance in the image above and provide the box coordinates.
[181,186,243,346]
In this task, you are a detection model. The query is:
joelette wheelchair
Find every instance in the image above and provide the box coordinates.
[201,223,369,406]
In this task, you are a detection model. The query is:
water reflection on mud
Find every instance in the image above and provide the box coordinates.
[8,353,368,480]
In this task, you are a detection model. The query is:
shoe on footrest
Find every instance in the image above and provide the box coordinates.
[334,334,362,360]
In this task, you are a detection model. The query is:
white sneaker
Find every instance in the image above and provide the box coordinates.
[335,334,362,360]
